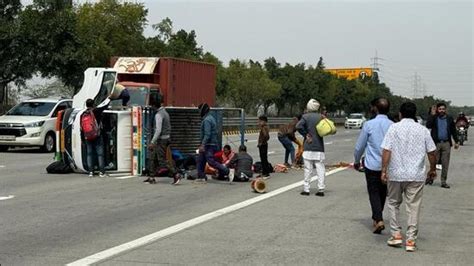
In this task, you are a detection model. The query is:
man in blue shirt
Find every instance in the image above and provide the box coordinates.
[354,97,393,234]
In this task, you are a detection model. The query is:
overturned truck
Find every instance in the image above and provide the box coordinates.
[56,57,244,176]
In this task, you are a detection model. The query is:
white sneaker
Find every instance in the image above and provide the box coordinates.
[88,172,94,178]
[436,164,442,170]
[228,169,235,183]
[99,172,108,178]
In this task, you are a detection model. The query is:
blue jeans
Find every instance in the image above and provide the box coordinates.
[86,137,105,173]
[197,144,229,179]
[278,135,295,164]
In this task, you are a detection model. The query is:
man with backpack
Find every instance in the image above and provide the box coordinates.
[82,98,111,177]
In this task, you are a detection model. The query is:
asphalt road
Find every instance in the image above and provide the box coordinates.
[0,128,473,265]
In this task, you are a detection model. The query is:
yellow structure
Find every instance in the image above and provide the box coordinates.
[325,67,374,80]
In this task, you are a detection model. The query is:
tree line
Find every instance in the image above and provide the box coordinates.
[1,0,470,117]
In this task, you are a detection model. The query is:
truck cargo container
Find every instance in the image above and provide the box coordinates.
[110,57,216,107]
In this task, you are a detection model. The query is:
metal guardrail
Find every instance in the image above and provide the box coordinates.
[223,117,346,128]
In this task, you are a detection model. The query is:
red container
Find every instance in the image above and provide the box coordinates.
[111,57,216,107]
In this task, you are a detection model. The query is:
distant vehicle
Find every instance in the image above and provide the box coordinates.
[345,113,366,129]
[0,98,72,152]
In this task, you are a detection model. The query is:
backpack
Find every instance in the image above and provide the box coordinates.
[81,110,100,141]
[316,118,337,137]
[46,160,72,174]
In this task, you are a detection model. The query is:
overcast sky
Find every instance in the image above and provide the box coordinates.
[22,0,474,106]
[142,0,473,106]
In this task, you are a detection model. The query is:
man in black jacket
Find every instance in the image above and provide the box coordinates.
[426,102,459,188]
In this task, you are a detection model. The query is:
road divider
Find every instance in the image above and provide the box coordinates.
[67,167,349,266]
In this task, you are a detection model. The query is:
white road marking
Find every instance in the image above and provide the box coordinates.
[324,141,333,145]
[246,139,258,143]
[67,167,349,266]
[114,175,136,180]
[0,195,15,201]
[344,139,352,142]
[268,151,276,155]
[0,165,5,168]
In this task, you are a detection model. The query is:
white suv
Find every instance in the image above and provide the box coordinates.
[0,98,72,152]
[345,113,366,129]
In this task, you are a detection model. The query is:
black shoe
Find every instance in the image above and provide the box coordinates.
[315,191,325,197]
[425,179,433,185]
[143,177,153,183]
[441,183,450,189]
[300,191,310,196]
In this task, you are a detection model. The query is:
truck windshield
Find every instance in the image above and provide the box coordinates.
[6,102,56,116]
[111,86,148,107]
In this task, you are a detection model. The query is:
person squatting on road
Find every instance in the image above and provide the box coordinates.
[257,116,271,178]
[196,103,229,182]
[296,99,326,197]
[228,145,253,182]
[145,94,181,185]
[277,118,298,167]
[83,97,111,178]
[381,102,437,252]
[354,97,393,234]
[426,102,459,188]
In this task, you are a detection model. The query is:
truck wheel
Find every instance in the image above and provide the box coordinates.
[41,132,56,153]
[0,145,9,152]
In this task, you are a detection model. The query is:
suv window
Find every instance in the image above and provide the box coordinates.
[6,102,56,116]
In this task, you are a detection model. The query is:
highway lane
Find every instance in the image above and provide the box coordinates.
[7,128,471,265]
[0,127,361,265]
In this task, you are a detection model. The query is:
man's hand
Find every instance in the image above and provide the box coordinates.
[198,144,205,153]
[381,172,388,184]
[427,169,437,181]
[454,143,460,150]
[353,162,361,171]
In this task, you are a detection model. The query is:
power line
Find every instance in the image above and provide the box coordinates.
[370,50,383,71]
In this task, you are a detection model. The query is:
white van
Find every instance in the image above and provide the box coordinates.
[0,98,72,152]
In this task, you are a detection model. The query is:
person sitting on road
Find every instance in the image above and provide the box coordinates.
[205,145,236,179]
[229,145,253,182]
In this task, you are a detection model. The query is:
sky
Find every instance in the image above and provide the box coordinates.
[141,0,473,106]
[22,0,474,106]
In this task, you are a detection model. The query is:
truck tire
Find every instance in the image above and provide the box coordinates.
[0,145,9,152]
[41,132,56,153]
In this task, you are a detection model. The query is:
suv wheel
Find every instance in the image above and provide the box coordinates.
[41,132,55,153]
[0,145,9,152]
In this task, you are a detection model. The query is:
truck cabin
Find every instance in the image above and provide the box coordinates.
[110,82,161,108]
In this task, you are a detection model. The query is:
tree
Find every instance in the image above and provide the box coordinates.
[21,80,75,99]
[75,0,148,68]
[224,60,280,114]
[20,0,82,91]
[0,0,35,106]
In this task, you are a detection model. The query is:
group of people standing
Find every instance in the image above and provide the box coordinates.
[354,99,460,252]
